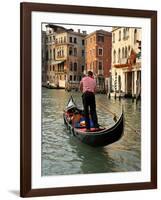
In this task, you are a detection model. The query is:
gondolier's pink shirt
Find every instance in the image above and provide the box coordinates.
[80,76,96,93]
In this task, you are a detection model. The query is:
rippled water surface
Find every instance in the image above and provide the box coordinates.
[42,88,141,176]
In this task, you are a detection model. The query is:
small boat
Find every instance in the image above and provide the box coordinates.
[63,96,124,147]
[45,84,55,89]
[42,82,64,89]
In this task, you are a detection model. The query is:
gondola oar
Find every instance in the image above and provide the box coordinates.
[98,102,140,135]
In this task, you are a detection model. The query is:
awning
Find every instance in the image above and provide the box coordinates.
[114,63,131,68]
[51,60,65,65]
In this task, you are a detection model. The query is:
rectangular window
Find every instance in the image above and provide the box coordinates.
[82,39,84,45]
[69,37,72,43]
[74,37,77,43]
[98,48,103,56]
[79,76,82,81]
[97,35,104,42]
[70,62,73,71]
[82,65,84,72]
[69,47,72,56]
[98,61,103,70]
[82,50,85,57]
[74,63,77,71]
[74,75,76,81]
[70,75,72,81]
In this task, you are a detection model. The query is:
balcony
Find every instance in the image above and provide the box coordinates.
[55,41,68,46]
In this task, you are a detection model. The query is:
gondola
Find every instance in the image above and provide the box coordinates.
[42,82,64,89]
[63,96,124,147]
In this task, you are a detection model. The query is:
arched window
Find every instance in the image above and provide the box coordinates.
[122,47,125,58]
[50,49,52,59]
[62,49,64,57]
[119,30,121,41]
[134,29,137,43]
[126,28,129,38]
[123,28,126,40]
[53,49,55,60]
[113,33,115,43]
[125,46,128,58]
[128,45,131,56]
[118,48,121,62]
[113,50,116,63]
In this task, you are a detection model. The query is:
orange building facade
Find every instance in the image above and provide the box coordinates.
[85,30,112,92]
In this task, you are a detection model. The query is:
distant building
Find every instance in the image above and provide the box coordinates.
[45,24,86,89]
[45,24,66,88]
[85,30,112,93]
[111,27,141,97]
[42,31,47,83]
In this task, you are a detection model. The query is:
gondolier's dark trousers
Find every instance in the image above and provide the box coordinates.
[82,91,99,129]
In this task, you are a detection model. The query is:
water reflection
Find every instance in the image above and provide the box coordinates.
[42,88,141,176]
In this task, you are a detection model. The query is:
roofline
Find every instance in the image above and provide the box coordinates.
[85,30,112,39]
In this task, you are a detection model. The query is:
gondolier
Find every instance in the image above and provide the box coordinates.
[80,71,99,131]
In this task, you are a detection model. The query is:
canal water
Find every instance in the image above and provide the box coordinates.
[42,88,141,176]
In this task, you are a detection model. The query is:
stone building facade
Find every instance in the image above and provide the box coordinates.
[45,24,86,89]
[85,30,112,93]
[42,30,47,83]
[111,27,141,97]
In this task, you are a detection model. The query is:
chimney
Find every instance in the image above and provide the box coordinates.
[82,31,87,35]
[78,29,80,33]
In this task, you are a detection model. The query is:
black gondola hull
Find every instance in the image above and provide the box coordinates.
[63,112,124,147]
